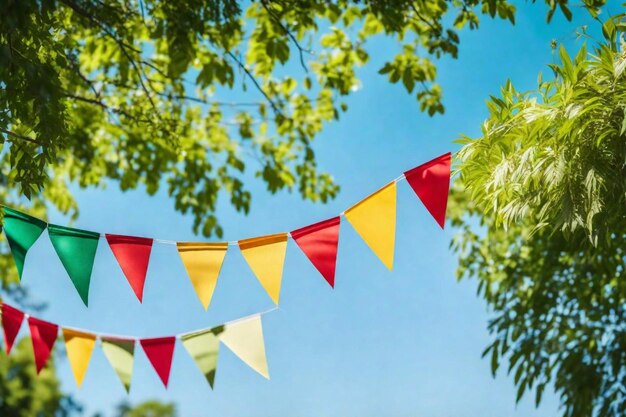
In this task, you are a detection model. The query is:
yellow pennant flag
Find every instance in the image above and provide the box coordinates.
[220,315,269,379]
[63,328,96,387]
[177,242,228,310]
[344,181,397,270]
[238,233,288,304]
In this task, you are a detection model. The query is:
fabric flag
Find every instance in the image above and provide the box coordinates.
[101,337,135,393]
[177,242,228,310]
[404,152,452,229]
[2,207,47,280]
[48,224,100,306]
[140,336,176,388]
[106,234,153,302]
[28,316,58,374]
[220,315,269,379]
[238,233,288,304]
[1,303,25,354]
[63,328,96,387]
[291,217,341,287]
[344,182,397,270]
[181,326,223,388]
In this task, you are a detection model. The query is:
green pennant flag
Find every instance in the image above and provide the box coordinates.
[2,207,47,280]
[101,337,135,393]
[48,224,100,306]
[181,326,223,388]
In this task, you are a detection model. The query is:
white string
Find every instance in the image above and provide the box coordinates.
[54,306,280,341]
[9,168,411,246]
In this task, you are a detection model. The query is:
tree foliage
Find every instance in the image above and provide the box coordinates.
[0,338,79,417]
[0,0,596,238]
[450,13,626,417]
[114,400,177,417]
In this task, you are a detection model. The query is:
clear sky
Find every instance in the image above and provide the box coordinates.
[6,3,612,417]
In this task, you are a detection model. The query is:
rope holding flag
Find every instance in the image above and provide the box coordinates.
[1,153,451,307]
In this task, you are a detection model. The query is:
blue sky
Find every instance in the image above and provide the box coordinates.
[6,3,612,416]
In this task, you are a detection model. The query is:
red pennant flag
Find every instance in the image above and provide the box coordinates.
[1,303,25,354]
[28,316,58,374]
[106,234,153,302]
[291,217,341,287]
[140,336,176,387]
[404,152,452,229]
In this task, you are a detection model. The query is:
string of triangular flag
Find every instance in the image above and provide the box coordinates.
[0,301,272,391]
[1,152,451,308]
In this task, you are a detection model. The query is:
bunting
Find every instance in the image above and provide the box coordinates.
[101,337,135,393]
[404,152,451,229]
[1,153,451,307]
[1,303,24,354]
[291,217,341,287]
[219,315,269,379]
[239,234,288,304]
[140,336,176,388]
[48,224,100,306]
[2,207,46,280]
[0,301,272,391]
[28,316,58,374]
[177,242,227,310]
[181,326,222,388]
[345,182,397,270]
[106,234,153,302]
[63,328,96,387]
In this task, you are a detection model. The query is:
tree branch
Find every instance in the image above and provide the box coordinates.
[59,0,158,112]
[226,51,283,116]
[0,128,40,145]
[64,93,152,123]
[260,0,311,72]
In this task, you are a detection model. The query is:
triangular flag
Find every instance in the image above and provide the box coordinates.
[1,303,24,354]
[238,233,288,304]
[177,242,227,310]
[101,337,135,393]
[220,315,269,379]
[106,234,153,302]
[140,336,176,388]
[28,316,58,374]
[404,152,452,228]
[48,224,100,306]
[181,326,223,388]
[63,328,96,387]
[2,207,47,280]
[344,182,397,270]
[291,217,341,287]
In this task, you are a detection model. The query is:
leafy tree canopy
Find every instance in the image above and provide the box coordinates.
[114,400,177,417]
[450,13,626,417]
[0,0,598,240]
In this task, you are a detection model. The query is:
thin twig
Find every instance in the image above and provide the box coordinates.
[260,0,310,72]
[0,128,39,145]
[226,51,283,116]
